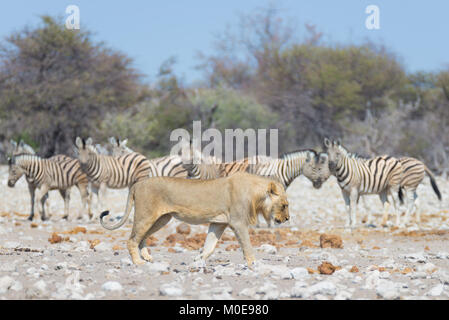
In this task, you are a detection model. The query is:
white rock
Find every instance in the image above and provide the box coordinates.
[364,270,380,289]
[0,276,15,294]
[102,281,123,292]
[290,281,310,298]
[259,244,277,254]
[376,280,400,299]
[290,267,310,280]
[34,280,47,295]
[55,262,68,270]
[417,263,437,274]
[257,282,277,295]
[426,284,444,297]
[0,262,17,272]
[94,242,112,252]
[159,283,184,297]
[146,262,170,273]
[335,290,352,300]
[120,258,133,267]
[239,287,257,298]
[308,281,337,296]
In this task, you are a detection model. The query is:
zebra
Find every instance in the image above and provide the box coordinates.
[9,140,93,220]
[7,153,91,221]
[183,150,331,189]
[109,137,134,156]
[323,138,403,228]
[378,157,441,226]
[108,136,189,178]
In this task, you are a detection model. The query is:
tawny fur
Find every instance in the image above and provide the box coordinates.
[100,172,289,267]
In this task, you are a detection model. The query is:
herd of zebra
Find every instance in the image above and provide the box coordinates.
[6,136,442,229]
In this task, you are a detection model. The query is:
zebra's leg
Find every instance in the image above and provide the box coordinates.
[349,190,359,228]
[380,191,390,226]
[27,184,36,221]
[98,183,107,214]
[402,188,415,227]
[139,215,172,262]
[413,191,421,225]
[59,189,71,220]
[38,185,50,221]
[341,190,351,228]
[195,223,227,262]
[89,182,99,211]
[77,183,91,220]
[388,186,401,227]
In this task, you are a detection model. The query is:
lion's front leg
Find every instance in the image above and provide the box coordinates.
[230,222,256,269]
[195,223,227,262]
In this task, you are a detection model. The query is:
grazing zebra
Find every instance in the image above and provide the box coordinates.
[323,138,403,228]
[7,154,91,221]
[108,136,189,178]
[183,150,331,189]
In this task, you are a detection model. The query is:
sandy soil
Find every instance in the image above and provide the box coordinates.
[1,164,449,300]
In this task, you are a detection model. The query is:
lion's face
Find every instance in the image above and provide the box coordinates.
[264,181,289,224]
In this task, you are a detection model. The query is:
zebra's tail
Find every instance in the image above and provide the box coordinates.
[100,185,135,230]
[398,187,404,205]
[424,165,442,201]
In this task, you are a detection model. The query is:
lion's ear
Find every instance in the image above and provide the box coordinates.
[268,181,280,196]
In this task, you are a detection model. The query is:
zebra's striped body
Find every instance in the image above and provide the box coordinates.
[323,138,403,228]
[7,154,90,221]
[109,136,188,178]
[184,150,330,189]
[396,157,441,225]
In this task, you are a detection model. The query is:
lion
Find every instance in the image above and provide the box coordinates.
[99,171,289,267]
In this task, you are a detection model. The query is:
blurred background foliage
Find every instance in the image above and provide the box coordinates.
[1,9,449,174]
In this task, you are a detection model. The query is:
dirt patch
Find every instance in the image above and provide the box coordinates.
[319,234,343,249]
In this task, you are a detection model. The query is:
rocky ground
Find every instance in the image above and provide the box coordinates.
[1,164,449,300]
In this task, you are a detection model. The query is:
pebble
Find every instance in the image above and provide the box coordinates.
[0,276,15,294]
[376,280,400,299]
[102,281,123,292]
[259,244,277,254]
[159,283,184,297]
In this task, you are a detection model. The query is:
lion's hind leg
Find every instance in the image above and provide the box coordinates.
[128,211,167,265]
[195,223,227,262]
[139,214,172,262]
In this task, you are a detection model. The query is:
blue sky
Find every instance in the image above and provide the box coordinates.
[1,1,448,84]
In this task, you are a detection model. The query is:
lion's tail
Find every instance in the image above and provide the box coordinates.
[100,185,135,230]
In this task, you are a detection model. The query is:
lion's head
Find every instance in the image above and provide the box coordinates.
[259,181,289,225]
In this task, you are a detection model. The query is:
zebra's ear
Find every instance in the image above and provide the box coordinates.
[121,139,128,147]
[86,137,93,146]
[336,139,341,146]
[323,138,331,149]
[75,137,83,149]
[108,137,117,146]
[10,140,17,148]
[18,140,24,148]
[7,156,12,165]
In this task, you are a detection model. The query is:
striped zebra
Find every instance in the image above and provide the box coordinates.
[108,136,189,178]
[109,137,133,156]
[183,150,331,189]
[7,153,91,221]
[385,157,441,226]
[323,138,403,228]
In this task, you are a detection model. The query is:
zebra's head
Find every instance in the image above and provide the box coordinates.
[7,156,25,187]
[10,139,35,156]
[75,137,96,166]
[302,151,331,189]
[323,138,347,173]
[109,137,133,157]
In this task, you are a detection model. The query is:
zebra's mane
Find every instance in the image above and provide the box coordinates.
[336,145,369,161]
[281,149,318,160]
[10,153,42,165]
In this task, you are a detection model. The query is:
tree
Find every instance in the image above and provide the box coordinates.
[0,16,146,156]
